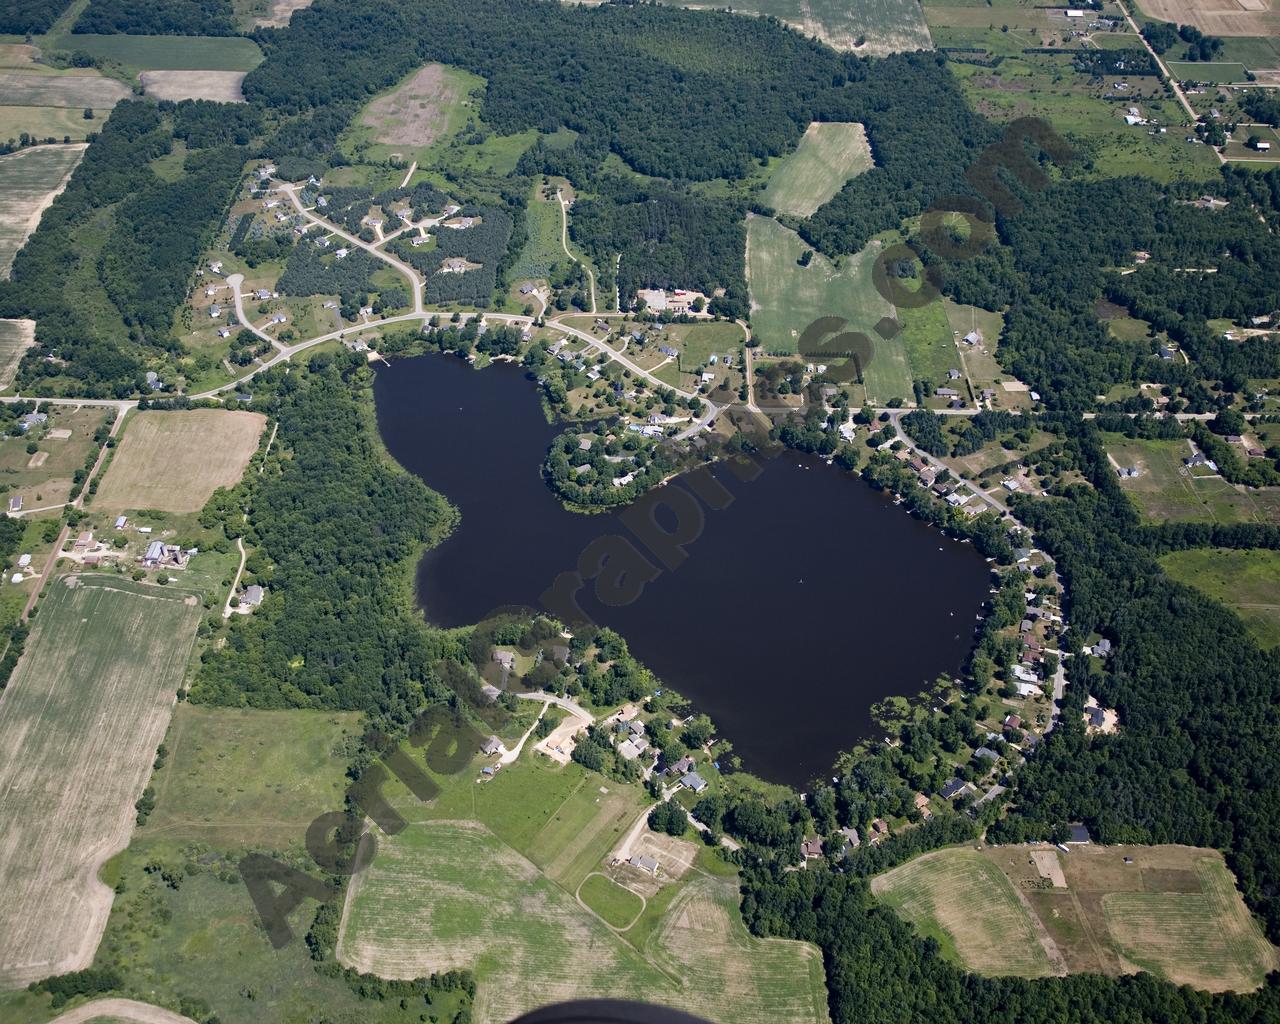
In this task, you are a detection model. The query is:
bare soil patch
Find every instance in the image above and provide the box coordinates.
[255,0,315,27]
[139,70,246,103]
[360,64,463,147]
[95,409,265,512]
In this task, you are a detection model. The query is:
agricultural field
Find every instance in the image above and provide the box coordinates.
[139,70,246,102]
[0,144,86,277]
[1160,547,1280,648]
[1133,0,1280,37]
[144,707,362,850]
[343,63,483,165]
[663,0,933,54]
[339,820,830,1024]
[0,319,34,389]
[761,122,873,218]
[871,847,1057,978]
[1217,34,1280,67]
[94,410,266,513]
[983,843,1278,992]
[0,574,202,987]
[744,215,906,401]
[1105,434,1280,523]
[0,403,109,511]
[0,71,130,110]
[1166,60,1249,82]
[45,35,263,75]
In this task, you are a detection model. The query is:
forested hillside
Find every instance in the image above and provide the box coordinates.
[0,102,245,396]
[74,0,239,36]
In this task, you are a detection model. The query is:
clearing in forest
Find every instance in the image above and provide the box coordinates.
[661,0,932,54]
[1160,547,1280,648]
[0,574,202,987]
[357,64,478,151]
[338,820,830,1024]
[744,214,907,401]
[0,144,86,279]
[94,409,266,512]
[762,122,873,218]
[871,847,1057,978]
[139,70,247,103]
[877,843,1279,992]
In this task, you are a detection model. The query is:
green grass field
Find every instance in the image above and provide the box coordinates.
[745,215,908,400]
[1166,61,1248,84]
[509,182,566,282]
[1160,548,1280,649]
[664,0,932,55]
[0,574,202,987]
[579,872,645,928]
[144,706,362,850]
[0,144,84,276]
[871,848,1055,978]
[761,122,872,218]
[47,35,263,73]
[340,821,830,1024]
[0,105,108,143]
[1218,36,1280,69]
[668,321,746,372]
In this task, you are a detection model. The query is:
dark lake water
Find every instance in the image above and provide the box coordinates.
[374,354,992,788]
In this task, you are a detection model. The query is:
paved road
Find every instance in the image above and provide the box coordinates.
[1115,0,1207,133]
[889,412,1007,515]
[226,273,284,351]
[279,182,424,313]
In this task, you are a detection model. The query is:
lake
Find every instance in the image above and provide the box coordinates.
[374,353,992,788]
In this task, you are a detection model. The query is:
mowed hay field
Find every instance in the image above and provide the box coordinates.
[871,848,1057,978]
[0,319,35,389]
[881,844,1279,992]
[762,122,873,218]
[339,820,830,1024]
[0,144,86,278]
[95,409,266,512]
[349,62,481,161]
[745,215,908,401]
[140,71,246,103]
[0,574,202,986]
[0,72,130,111]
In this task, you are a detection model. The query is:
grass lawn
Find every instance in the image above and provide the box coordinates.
[0,574,202,988]
[871,847,1055,978]
[144,706,362,850]
[340,820,830,1024]
[579,872,644,928]
[761,122,872,218]
[666,322,746,372]
[0,104,106,144]
[745,215,906,400]
[0,404,109,510]
[1160,548,1280,648]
